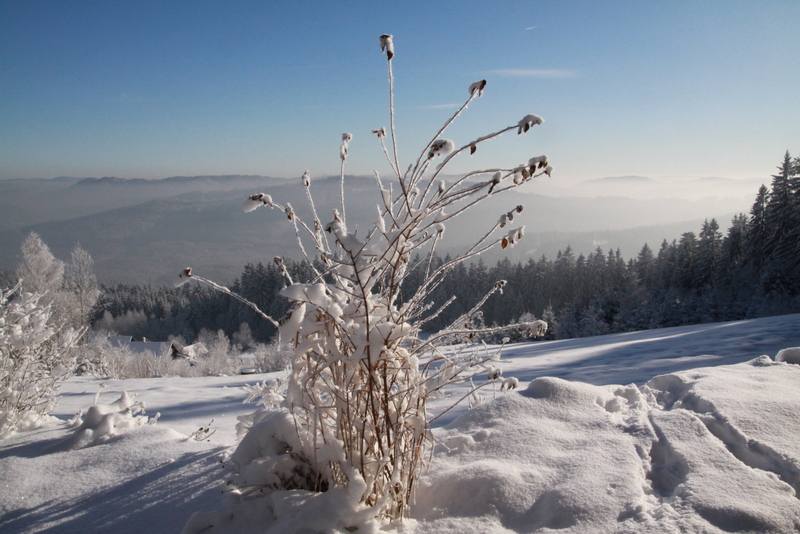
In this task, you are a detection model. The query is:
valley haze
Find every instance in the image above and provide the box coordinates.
[0,173,762,285]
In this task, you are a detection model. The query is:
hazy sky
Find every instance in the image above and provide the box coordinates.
[1,1,798,185]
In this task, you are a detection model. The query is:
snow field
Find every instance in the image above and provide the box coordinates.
[1,314,800,533]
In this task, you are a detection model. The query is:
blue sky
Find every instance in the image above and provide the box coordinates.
[1,1,798,185]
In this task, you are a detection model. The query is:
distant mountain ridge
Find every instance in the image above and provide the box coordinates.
[72,174,281,186]
[0,173,760,284]
[583,175,655,184]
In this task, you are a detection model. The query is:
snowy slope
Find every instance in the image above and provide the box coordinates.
[1,314,799,533]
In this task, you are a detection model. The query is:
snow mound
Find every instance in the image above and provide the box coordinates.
[184,408,384,533]
[776,347,800,365]
[407,356,800,533]
[414,378,653,533]
[56,391,158,450]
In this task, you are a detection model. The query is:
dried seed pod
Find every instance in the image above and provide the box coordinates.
[340,133,352,161]
[428,139,455,159]
[517,114,544,134]
[468,79,486,97]
[243,193,272,212]
[380,34,394,60]
[175,267,193,287]
[488,171,502,193]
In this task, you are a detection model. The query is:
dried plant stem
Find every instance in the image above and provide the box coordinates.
[186,274,279,329]
[387,59,401,180]
[183,34,550,524]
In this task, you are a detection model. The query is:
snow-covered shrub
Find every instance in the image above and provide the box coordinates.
[469,312,549,345]
[0,283,82,438]
[76,331,245,379]
[249,339,293,373]
[180,34,552,525]
[74,335,112,376]
[195,328,237,376]
[79,338,192,379]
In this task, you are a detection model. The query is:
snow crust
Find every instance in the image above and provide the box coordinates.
[2,314,800,533]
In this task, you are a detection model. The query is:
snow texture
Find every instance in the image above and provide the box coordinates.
[2,314,800,533]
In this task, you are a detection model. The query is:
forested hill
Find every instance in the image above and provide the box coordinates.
[92,152,799,344]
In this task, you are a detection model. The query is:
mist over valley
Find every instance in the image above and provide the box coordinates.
[0,173,761,285]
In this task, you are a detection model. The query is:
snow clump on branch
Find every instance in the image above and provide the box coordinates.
[380,34,394,60]
[428,139,455,159]
[518,113,544,134]
[243,193,273,213]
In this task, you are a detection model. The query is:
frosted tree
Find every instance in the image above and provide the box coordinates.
[0,284,82,438]
[16,232,64,296]
[179,34,552,526]
[15,234,99,331]
[64,244,100,329]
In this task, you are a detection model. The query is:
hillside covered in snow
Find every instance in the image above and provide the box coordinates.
[1,314,800,533]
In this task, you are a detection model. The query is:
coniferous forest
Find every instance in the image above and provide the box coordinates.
[91,152,800,344]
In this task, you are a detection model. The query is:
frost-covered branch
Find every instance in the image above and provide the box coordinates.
[175,268,280,329]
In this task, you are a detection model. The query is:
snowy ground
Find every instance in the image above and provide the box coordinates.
[2,313,800,533]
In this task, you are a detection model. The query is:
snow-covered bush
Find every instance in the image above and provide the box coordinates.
[476,312,548,345]
[249,339,293,373]
[74,336,193,379]
[75,330,252,379]
[181,34,552,526]
[195,328,237,376]
[0,283,82,438]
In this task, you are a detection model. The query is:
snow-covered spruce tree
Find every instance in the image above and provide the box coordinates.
[0,283,82,438]
[179,35,552,524]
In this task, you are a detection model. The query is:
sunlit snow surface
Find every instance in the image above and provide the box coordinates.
[1,314,799,533]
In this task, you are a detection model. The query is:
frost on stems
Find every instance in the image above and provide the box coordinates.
[339,134,352,222]
[184,34,553,526]
[0,283,82,438]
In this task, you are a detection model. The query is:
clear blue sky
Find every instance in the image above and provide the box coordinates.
[1,1,798,185]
